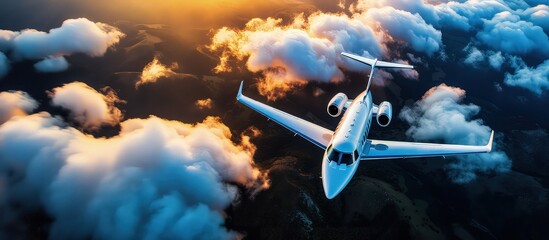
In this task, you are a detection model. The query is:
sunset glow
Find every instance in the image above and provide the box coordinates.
[1,0,548,239]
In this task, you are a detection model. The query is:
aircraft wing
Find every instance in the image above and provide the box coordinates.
[361,131,494,160]
[236,82,333,149]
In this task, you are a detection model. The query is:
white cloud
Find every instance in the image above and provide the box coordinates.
[442,0,510,26]
[308,13,385,71]
[504,59,549,95]
[463,45,506,70]
[355,0,442,27]
[487,51,504,70]
[0,91,38,124]
[0,30,18,52]
[208,14,386,100]
[520,4,549,31]
[0,113,268,239]
[208,0,549,100]
[8,18,124,60]
[476,11,549,56]
[208,8,441,99]
[49,82,124,130]
[464,45,485,66]
[34,56,70,73]
[363,6,443,56]
[399,84,511,183]
[0,52,8,79]
[355,0,510,31]
[0,18,124,75]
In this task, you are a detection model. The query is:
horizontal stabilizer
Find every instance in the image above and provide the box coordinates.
[342,52,413,69]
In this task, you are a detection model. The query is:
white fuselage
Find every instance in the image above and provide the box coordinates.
[321,91,375,199]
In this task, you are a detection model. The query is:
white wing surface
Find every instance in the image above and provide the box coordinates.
[237,82,333,149]
[361,131,494,160]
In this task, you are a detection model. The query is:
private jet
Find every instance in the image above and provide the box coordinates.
[236,52,494,199]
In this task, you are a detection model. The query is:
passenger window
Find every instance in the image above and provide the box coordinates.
[354,150,359,160]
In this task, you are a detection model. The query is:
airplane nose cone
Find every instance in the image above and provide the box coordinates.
[322,170,346,199]
[322,157,358,199]
[324,185,338,199]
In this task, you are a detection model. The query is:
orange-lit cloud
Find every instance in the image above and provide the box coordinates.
[49,82,124,130]
[0,91,38,124]
[257,71,307,101]
[208,14,384,100]
[208,3,439,100]
[195,98,214,110]
[136,57,179,88]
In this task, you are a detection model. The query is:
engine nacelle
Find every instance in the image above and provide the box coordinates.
[376,101,392,127]
[327,93,348,117]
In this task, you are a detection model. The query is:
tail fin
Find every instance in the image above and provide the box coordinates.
[341,52,414,99]
[342,52,414,69]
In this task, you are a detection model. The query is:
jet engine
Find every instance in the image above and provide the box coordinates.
[327,93,348,117]
[376,101,392,127]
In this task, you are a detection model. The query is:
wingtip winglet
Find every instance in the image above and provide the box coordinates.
[237,81,244,100]
[487,130,494,152]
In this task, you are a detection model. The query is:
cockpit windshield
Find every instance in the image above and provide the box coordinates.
[326,145,356,165]
[340,153,353,165]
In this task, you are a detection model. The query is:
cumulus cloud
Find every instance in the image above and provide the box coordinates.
[0,52,8,79]
[464,45,485,66]
[195,98,214,110]
[6,18,124,60]
[355,0,509,31]
[0,30,18,52]
[34,56,70,73]
[208,7,442,100]
[208,0,548,99]
[0,91,38,124]
[463,45,506,70]
[0,112,268,239]
[399,84,511,183]
[363,6,443,56]
[520,4,549,31]
[136,57,179,88]
[487,51,504,70]
[476,11,549,56]
[0,18,124,74]
[504,59,549,95]
[356,0,548,57]
[49,82,124,130]
[209,14,383,100]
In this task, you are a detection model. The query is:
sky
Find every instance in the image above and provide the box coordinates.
[0,0,548,239]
